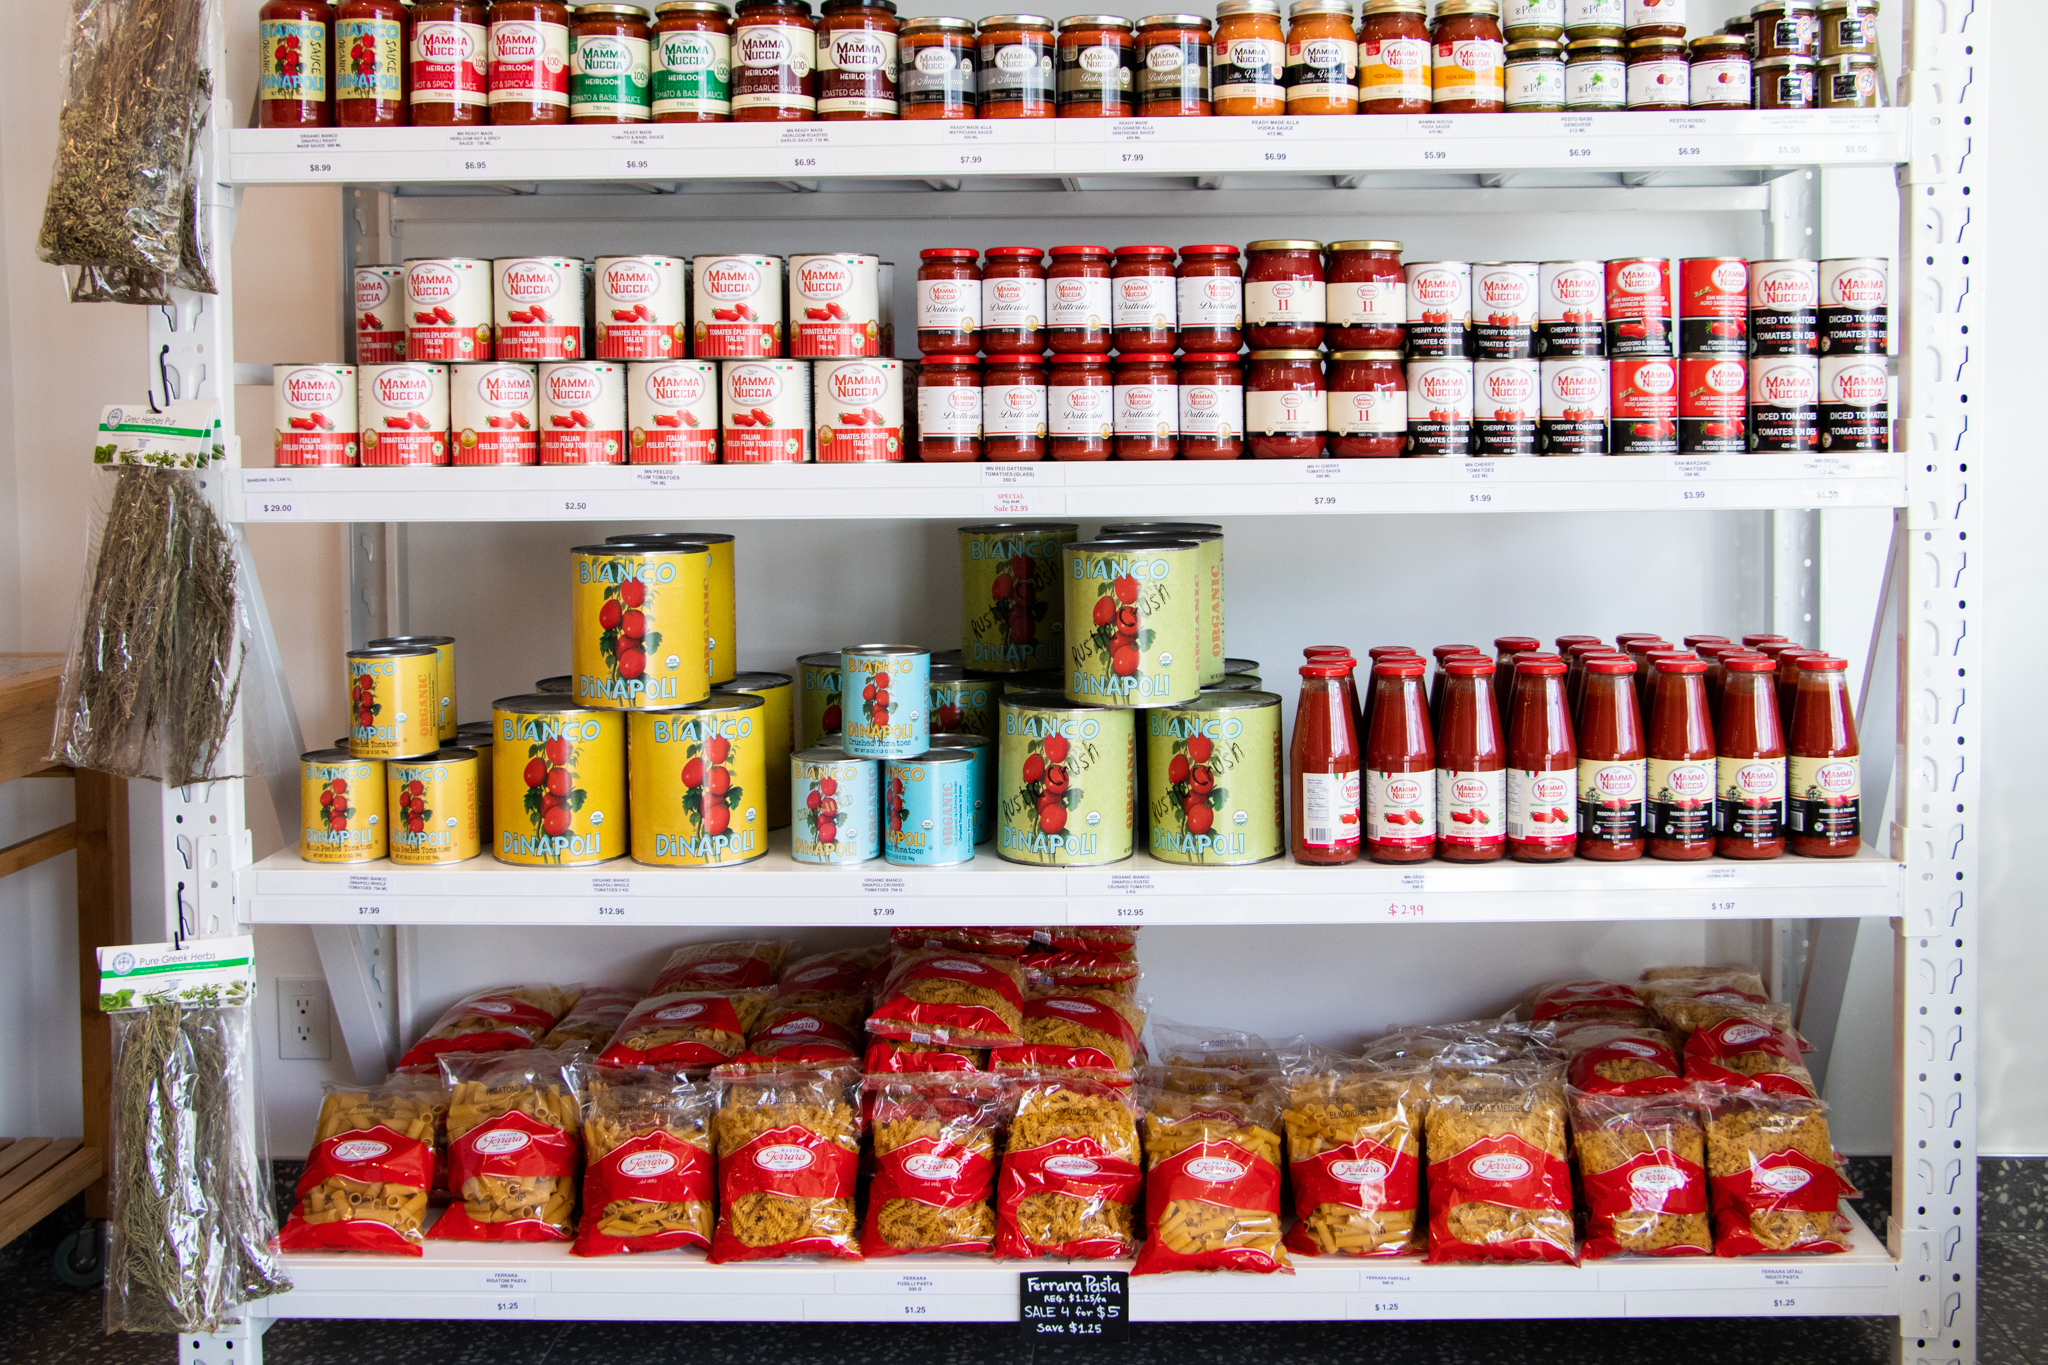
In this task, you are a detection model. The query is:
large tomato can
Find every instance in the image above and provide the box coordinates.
[450,362,539,465]
[929,664,999,739]
[790,252,883,357]
[354,265,407,363]
[1819,257,1890,355]
[792,746,880,864]
[597,254,688,359]
[613,530,735,683]
[1819,354,1890,451]
[998,693,1135,867]
[368,633,457,741]
[456,720,495,834]
[723,672,794,828]
[1603,256,1675,357]
[1536,259,1604,357]
[1097,524,1225,686]
[493,256,585,360]
[931,730,993,843]
[693,253,782,357]
[815,358,904,461]
[841,644,930,759]
[628,360,720,463]
[1062,537,1201,707]
[1679,257,1749,356]
[884,750,976,867]
[1145,691,1282,866]
[798,650,844,749]
[1538,356,1609,456]
[492,695,626,866]
[1609,356,1679,454]
[1748,353,1820,452]
[347,644,441,760]
[537,675,573,694]
[300,749,386,863]
[1680,355,1748,453]
[358,363,450,466]
[539,361,626,464]
[403,257,492,362]
[387,747,482,865]
[627,695,767,867]
[571,540,712,709]
[722,359,812,463]
[273,363,359,467]
[957,521,1079,675]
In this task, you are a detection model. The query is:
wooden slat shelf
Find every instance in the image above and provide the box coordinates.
[0,1138,103,1249]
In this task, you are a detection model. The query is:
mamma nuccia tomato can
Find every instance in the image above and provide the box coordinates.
[792,746,880,864]
[1062,537,1202,707]
[386,747,482,865]
[300,749,385,863]
[1145,692,1283,865]
[884,749,976,867]
[841,645,930,759]
[347,644,440,760]
[492,696,626,866]
[998,692,1135,867]
[628,694,767,866]
[572,540,712,709]
[957,521,1079,674]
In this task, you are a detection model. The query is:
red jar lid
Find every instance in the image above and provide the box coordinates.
[1445,657,1496,676]
[1722,653,1777,672]
[1654,656,1709,674]
[985,246,1045,260]
[1432,643,1480,662]
[1114,244,1174,256]
[1114,352,1176,364]
[1050,244,1112,257]
[1299,662,1352,678]
[1801,655,1848,671]
[1372,659,1426,678]
[1494,635,1540,650]
[919,247,979,260]
[919,355,981,367]
[1303,645,1353,659]
[1179,243,1241,256]
[1518,658,1568,677]
[1179,351,1244,363]
[987,353,1046,366]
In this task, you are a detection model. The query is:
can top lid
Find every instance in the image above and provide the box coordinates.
[368,634,455,648]
[301,748,354,764]
[1067,535,1203,552]
[724,671,793,690]
[1002,690,1118,712]
[536,675,572,692]
[1166,690,1281,710]
[929,663,965,682]
[685,692,766,713]
[1099,520,1222,532]
[929,731,993,746]
[798,651,844,666]
[609,530,735,545]
[348,643,437,659]
[576,539,710,556]
[1328,239,1405,252]
[957,521,1080,533]
[393,746,483,764]
[1246,239,1324,252]
[841,644,929,658]
[920,247,980,260]
[907,747,978,765]
[491,693,612,715]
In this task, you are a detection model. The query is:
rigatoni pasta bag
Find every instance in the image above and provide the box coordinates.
[1423,1057,1576,1264]
[866,949,1027,1048]
[862,1073,1004,1257]
[994,1075,1141,1259]
[651,938,796,995]
[395,984,575,1072]
[430,1049,583,1243]
[595,988,772,1069]
[710,1066,862,1262]
[1281,1061,1426,1258]
[279,1078,442,1256]
[573,1068,715,1257]
[1568,1088,1712,1259]
[1133,1084,1291,1276]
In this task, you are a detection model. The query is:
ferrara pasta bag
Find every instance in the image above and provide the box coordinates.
[1704,1087,1850,1256]
[394,984,575,1072]
[574,1068,716,1256]
[989,987,1147,1077]
[431,1049,583,1243]
[1134,1084,1291,1276]
[1568,1088,1712,1259]
[995,1075,1142,1259]
[1523,978,1655,1028]
[865,1038,987,1074]
[1639,970,1772,1039]
[867,949,1027,1048]
[726,997,865,1072]
[651,938,796,995]
[1424,1057,1577,1264]
[1553,1020,1688,1098]
[890,926,1034,957]
[541,986,638,1052]
[595,989,772,1069]
[1683,1007,1818,1097]
[862,1073,1004,1257]
[775,945,886,1006]
[1281,1061,1427,1258]
[710,1066,863,1262]
[279,1078,443,1255]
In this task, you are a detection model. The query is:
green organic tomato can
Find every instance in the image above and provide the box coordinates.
[1062,537,1202,707]
[1145,692,1284,866]
[957,522,1080,673]
[798,650,843,750]
[1099,522,1225,685]
[1225,657,1260,679]
[998,692,1135,867]
[930,663,1000,739]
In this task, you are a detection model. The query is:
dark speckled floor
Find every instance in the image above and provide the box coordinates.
[2,1157,2029,1364]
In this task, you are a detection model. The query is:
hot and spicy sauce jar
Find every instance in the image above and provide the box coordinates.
[410,2,493,124]
[1112,246,1177,353]
[1328,240,1406,350]
[1246,350,1327,458]
[917,248,981,355]
[1431,0,1506,112]
[1245,240,1326,350]
[731,0,816,120]
[1047,245,1114,354]
[982,247,1047,353]
[336,0,409,127]
[818,0,899,119]
[488,0,574,124]
[917,355,981,461]
[1136,14,1213,116]
[1178,352,1244,459]
[979,13,1057,117]
[898,15,976,118]
[260,0,336,129]
[1056,14,1134,116]
[1177,244,1243,352]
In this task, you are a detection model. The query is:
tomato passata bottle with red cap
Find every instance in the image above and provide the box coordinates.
[1292,659,1361,864]
[1715,653,1786,859]
[1364,659,1435,864]
[1575,655,1646,861]
[1646,655,1715,861]
[1506,655,1575,862]
[1436,656,1505,862]
[1787,653,1860,856]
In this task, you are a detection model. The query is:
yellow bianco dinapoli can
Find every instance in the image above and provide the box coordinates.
[721,672,793,828]
[455,720,495,833]
[346,644,440,759]
[571,539,712,709]
[1098,521,1226,685]
[629,693,767,866]
[1062,537,1202,707]
[607,530,736,683]
[300,749,385,863]
[369,633,457,740]
[1144,692,1283,865]
[492,695,626,866]
[998,691,1134,867]
[387,747,482,864]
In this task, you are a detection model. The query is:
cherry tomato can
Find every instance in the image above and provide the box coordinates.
[614,530,735,683]
[998,693,1135,867]
[274,364,359,467]
[571,540,712,709]
[628,694,767,866]
[798,650,844,749]
[1473,357,1540,456]
[492,695,627,866]
[790,252,883,357]
[1679,354,1749,452]
[723,672,795,828]
[930,665,1000,739]
[1678,257,1749,356]
[722,359,813,462]
[1062,537,1201,706]
[842,644,931,759]
[958,521,1080,674]
[815,358,905,461]
[628,360,720,462]
[1406,357,1475,457]
[693,253,782,357]
[1818,257,1889,354]
[456,720,495,833]
[300,749,386,863]
[1609,356,1679,454]
[792,746,881,864]
[1539,356,1610,455]
[1404,260,1473,359]
[450,362,538,465]
[493,256,586,360]
[358,363,450,466]
[1819,354,1889,451]
[884,749,976,867]
[347,644,441,759]
[1748,353,1820,451]
[368,633,457,741]
[1145,691,1281,866]
[537,361,626,463]
[403,257,492,362]
[597,254,688,359]
[387,747,482,865]
[930,731,994,842]
[1537,259,1605,357]
[1748,258,1820,357]
[354,265,407,363]
[1472,262,1538,360]
[1603,256,1674,357]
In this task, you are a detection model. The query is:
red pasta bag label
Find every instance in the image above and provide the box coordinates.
[1685,1018,1814,1096]
[574,1131,714,1256]
[868,955,1024,1045]
[430,1109,578,1242]
[1567,1036,1687,1096]
[1530,979,1644,1021]
[990,996,1141,1074]
[1019,949,1139,987]
[1133,1139,1290,1276]
[1283,1138,1419,1258]
[995,1138,1143,1259]
[865,1040,983,1073]
[596,995,751,1068]
[1426,1133,1576,1264]
[279,1125,435,1256]
[395,992,557,1071]
[864,1136,998,1256]
[1709,1148,1848,1256]
[710,1124,862,1262]
[778,955,877,997]
[754,1008,860,1051]
[1580,1147,1708,1259]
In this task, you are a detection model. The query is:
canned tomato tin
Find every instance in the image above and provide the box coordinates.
[885,749,976,867]
[931,731,993,843]
[1063,537,1201,706]
[1225,657,1259,678]
[354,265,407,363]
[450,362,539,465]
[1680,354,1749,453]
[792,746,880,864]
[1099,523,1225,686]
[273,364,358,467]
[1540,356,1610,455]
[1144,691,1281,865]
[456,720,495,833]
[493,256,585,360]
[958,521,1080,674]
[537,675,572,694]
[492,696,626,866]
[1819,257,1889,354]
[1748,353,1820,452]
[842,644,931,759]
[628,360,719,463]
[571,540,712,709]
[693,253,781,357]
[538,361,627,464]
[1407,357,1475,457]
[1749,259,1820,356]
[1537,260,1605,357]
[597,255,688,359]
[358,363,450,466]
[300,749,386,863]
[1604,256,1674,357]
[816,358,904,461]
[722,359,812,463]
[348,644,440,760]
[609,530,735,683]
[368,633,457,741]
[387,747,482,865]
[998,693,1135,867]
[790,252,883,357]
[723,672,794,828]
[1679,257,1749,356]
[1819,354,1889,451]
[1404,260,1473,358]
[1473,357,1540,456]
[1610,356,1678,454]
[798,650,844,749]
[930,664,999,738]
[627,695,767,867]
[403,257,491,362]
[1473,262,1538,360]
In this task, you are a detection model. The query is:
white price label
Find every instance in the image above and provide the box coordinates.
[783,152,827,174]
[1674,486,1710,504]
[353,902,388,919]
[982,464,1046,486]
[1462,461,1494,480]
[1303,461,1344,482]
[1304,490,1346,511]
[257,501,300,518]
[618,155,655,174]
[1104,873,1154,895]
[346,874,389,892]
[482,1271,537,1291]
[586,902,635,923]
[633,469,680,489]
[1399,872,1425,892]
[869,904,902,919]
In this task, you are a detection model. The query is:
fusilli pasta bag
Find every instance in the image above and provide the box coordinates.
[775,945,885,1007]
[1555,1021,1688,1098]
[429,1049,583,1243]
[865,1038,987,1074]
[595,989,771,1069]
[866,949,1027,1048]
[1133,1085,1291,1276]
[279,1078,442,1256]
[1523,978,1654,1028]
[650,938,796,995]
[1423,1057,1576,1264]
[1281,1062,1426,1259]
[395,984,576,1073]
[989,987,1147,1077]
[1569,1088,1712,1259]
[862,1073,1004,1257]
[1704,1086,1850,1256]
[994,1075,1142,1260]
[573,1069,714,1257]
[709,1067,862,1262]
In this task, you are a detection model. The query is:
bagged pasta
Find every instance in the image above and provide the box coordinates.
[650,939,796,996]
[995,1075,1142,1259]
[1032,926,1139,954]
[1683,1009,1817,1097]
[1019,948,1140,989]
[1523,979,1654,1027]
[866,949,1026,1047]
[573,1068,715,1256]
[1640,971,1773,1038]
[1424,1057,1575,1264]
[726,998,865,1072]
[775,945,885,1006]
[710,1067,862,1261]
[395,985,575,1072]
[1643,964,1758,982]
[1133,1084,1291,1276]
[1554,1021,1687,1097]
[862,1073,1004,1257]
[430,1049,582,1243]
[279,1078,442,1255]
[596,989,772,1069]
[891,925,1034,956]
[1569,1088,1712,1258]
[865,1038,987,1074]
[1704,1088,1850,1255]
[1281,1062,1427,1258]
[541,986,638,1052]
[989,987,1147,1076]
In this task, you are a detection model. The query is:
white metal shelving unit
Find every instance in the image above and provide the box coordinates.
[150,0,1983,1360]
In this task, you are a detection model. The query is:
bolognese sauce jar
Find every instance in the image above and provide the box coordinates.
[355,264,407,362]
[1056,14,1134,116]
[494,255,585,360]
[1176,245,1242,352]
[1405,260,1472,358]
[596,254,686,358]
[538,360,626,462]
[982,247,1047,353]
[409,2,489,124]
[1113,354,1177,460]
[1358,0,1431,113]
[274,364,358,466]
[979,14,1057,117]
[1679,257,1748,356]
[1679,354,1747,452]
[628,359,719,460]
[1246,241,1325,350]
[1246,350,1327,459]
[359,363,451,466]
[982,353,1048,460]
[1112,246,1177,353]
[652,1,731,120]
[488,0,572,124]
[1047,246,1113,354]
[1473,357,1539,455]
[1610,356,1678,453]
[1408,356,1474,455]
[1214,0,1286,114]
[1432,0,1505,113]
[899,16,975,117]
[1285,0,1357,114]
[1687,32,1749,106]
[1748,353,1819,451]
[1625,34,1687,108]
[452,361,540,463]
[790,252,881,357]
[1538,355,1607,454]
[1748,258,1819,356]
[1178,352,1244,459]
[1137,14,1212,115]
[1327,241,1406,351]
[917,248,980,354]
[732,0,816,120]
[817,0,897,117]
[405,256,492,361]
[1048,355,1113,460]
[1328,351,1406,457]
[1604,256,1674,358]
[1473,261,1537,360]
[693,252,781,356]
[917,356,981,460]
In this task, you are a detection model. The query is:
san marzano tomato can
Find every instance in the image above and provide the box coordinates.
[597,254,687,359]
[403,257,491,362]
[792,746,880,864]
[815,358,904,461]
[494,256,585,360]
[790,252,883,357]
[1537,260,1604,357]
[1819,354,1889,451]
[274,364,358,466]
[347,644,441,760]
[884,749,975,867]
[998,692,1134,867]
[1609,356,1678,454]
[386,747,482,865]
[358,363,449,466]
[571,540,712,709]
[841,644,931,759]
[300,749,386,863]
[1679,257,1749,356]
[492,695,626,866]
[958,522,1079,674]
[693,254,782,357]
[629,360,719,463]
[539,361,627,464]
[1748,353,1820,451]
[1604,256,1674,357]
[1063,538,1201,707]
[627,695,767,867]
[722,672,794,828]
[798,650,844,749]
[1144,691,1282,866]
[451,362,538,465]
[1680,354,1748,452]
[354,265,407,363]
[722,360,812,463]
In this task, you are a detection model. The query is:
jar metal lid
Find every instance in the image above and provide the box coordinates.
[822,0,894,12]
[1362,0,1429,12]
[1215,0,1283,16]
[985,245,1046,258]
[1688,33,1750,54]
[1506,38,1564,55]
[1329,350,1407,360]
[1286,0,1352,16]
[656,1,731,13]
[1329,239,1405,252]
[980,13,1054,29]
[1818,0,1877,10]
[1138,13,1211,28]
[578,3,651,16]
[1568,37,1624,54]
[1751,0,1817,14]
[919,247,979,259]
[1627,35,1686,51]
[1434,0,1501,15]
[1058,13,1134,29]
[1755,53,1817,67]
[1179,243,1241,255]
[1246,238,1324,251]
[902,14,973,30]
[736,0,811,12]
[1247,348,1326,360]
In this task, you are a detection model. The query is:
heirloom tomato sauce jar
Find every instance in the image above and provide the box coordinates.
[1245,240,1325,350]
[917,247,980,355]
[1177,351,1244,459]
[1328,240,1406,350]
[1047,245,1113,355]
[1113,246,1177,353]
[1177,244,1242,352]
[1246,350,1326,458]
[652,0,732,121]
[1056,14,1134,116]
[731,0,816,120]
[411,1,491,126]
[817,0,898,119]
[899,15,976,117]
[982,246,1047,353]
[489,0,574,124]
[570,3,655,124]
[917,356,981,460]
[1136,13,1213,116]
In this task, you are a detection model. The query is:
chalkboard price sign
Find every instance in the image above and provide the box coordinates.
[1018,1270,1129,1339]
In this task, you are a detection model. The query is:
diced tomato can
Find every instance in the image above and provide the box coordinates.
[1471,262,1538,360]
[1678,257,1749,356]
[403,257,492,362]
[273,364,358,466]
[628,360,719,463]
[450,362,538,465]
[1537,260,1605,357]
[1748,353,1820,451]
[693,253,782,357]
[301,749,386,864]
[1819,257,1890,355]
[627,696,768,867]
[1748,258,1820,356]
[597,255,688,359]
[492,256,585,361]
[1472,357,1538,456]
[1609,356,1679,454]
[1818,354,1890,451]
[387,747,482,865]
[1603,256,1674,357]
[354,265,407,363]
[538,361,627,464]
[358,363,450,466]
[1679,354,1748,453]
[815,358,904,462]
[790,252,883,358]
[1539,356,1609,455]
[722,359,812,463]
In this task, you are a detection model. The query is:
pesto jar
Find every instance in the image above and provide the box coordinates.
[1505,37,1564,108]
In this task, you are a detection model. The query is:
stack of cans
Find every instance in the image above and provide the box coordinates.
[1679,257,1751,454]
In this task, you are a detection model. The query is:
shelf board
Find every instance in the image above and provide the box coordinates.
[226,109,1904,192]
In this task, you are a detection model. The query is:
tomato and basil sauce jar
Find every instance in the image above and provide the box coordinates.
[930,665,1000,740]
[1246,349,1326,459]
[899,15,976,117]
[981,246,1047,354]
[1146,692,1282,865]
[982,353,1048,461]
[1432,0,1505,111]
[492,694,626,864]
[571,538,712,709]
[841,644,930,758]
[917,356,981,460]
[731,0,816,119]
[998,692,1135,866]
[274,364,359,467]
[1063,537,1202,706]
[1407,355,1474,456]
[957,520,1078,675]
[817,0,898,117]
[1213,0,1286,113]
[1176,244,1243,352]
[1358,0,1430,112]
[1048,355,1113,461]
[369,633,458,742]
[917,248,980,355]
[1137,13,1212,115]
[884,749,977,865]
[1177,351,1245,459]
[301,749,386,863]
[979,13,1056,117]
[798,649,844,747]
[359,362,450,466]
[1113,354,1178,460]
[1328,240,1406,351]
[1246,240,1326,350]
[488,0,573,124]
[1474,356,1539,455]
[1056,14,1134,115]
[1404,259,1471,359]
[387,748,484,864]
[1328,350,1406,457]
[628,694,767,865]
[652,0,732,119]
[404,256,491,362]
[792,746,880,862]
[260,0,335,129]
[570,3,654,122]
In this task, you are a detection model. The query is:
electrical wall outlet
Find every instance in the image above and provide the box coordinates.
[279,978,332,1060]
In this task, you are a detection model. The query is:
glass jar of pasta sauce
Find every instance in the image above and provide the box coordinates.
[1246,240,1326,350]
[1214,0,1286,115]
[1049,355,1113,460]
[1177,244,1243,352]
[1623,0,1684,38]
[732,0,816,120]
[1754,0,1818,59]
[982,247,1047,353]
[1819,0,1877,58]
[1687,32,1749,108]
[652,1,732,122]
[1247,350,1327,458]
[1056,14,1133,116]
[917,355,981,460]
[410,2,489,126]
[260,0,336,130]
[336,0,408,127]
[1328,240,1406,350]
[489,0,573,124]
[1504,0,1563,39]
[983,353,1047,460]
[1285,0,1357,114]
[1625,34,1687,108]
[1114,353,1179,460]
[1112,246,1178,353]
[1504,37,1564,109]
[1178,351,1245,459]
[1432,0,1505,113]
[917,248,981,355]
[899,15,975,117]
[1137,14,1213,115]
[1047,245,1114,355]
[570,4,654,124]
[818,0,898,118]
[1328,350,1407,457]
[979,13,1056,117]
[1359,0,1431,113]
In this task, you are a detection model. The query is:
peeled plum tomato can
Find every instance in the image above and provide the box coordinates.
[1603,256,1675,358]
[797,650,844,747]
[1406,356,1475,457]
[451,362,539,465]
[628,359,719,462]
[1748,258,1820,356]
[358,363,451,466]
[1678,257,1749,356]
[789,252,881,357]
[1327,350,1406,457]
[368,633,458,741]
[1177,351,1245,459]
[1097,524,1224,686]
[386,747,483,865]
[1054,15,1134,118]
[1537,259,1605,357]
[817,0,900,119]
[1113,353,1178,460]
[596,255,687,359]
[815,357,903,461]
[348,644,441,760]
[979,14,1058,118]
[403,257,492,363]
[1679,354,1749,452]
[930,669,1000,741]
[917,249,980,356]
[301,750,387,863]
[840,644,930,759]
[692,253,782,357]
[1504,38,1565,109]
[1326,240,1405,351]
[1244,240,1326,350]
[1063,537,1202,706]
[1471,261,1537,360]
[882,749,976,866]
[571,539,712,709]
[1176,244,1243,352]
[1609,356,1679,453]
[1144,691,1282,866]
[627,694,767,866]
[274,364,358,467]
[999,693,1134,865]
[1819,257,1889,354]
[958,521,1078,675]
[898,16,976,120]
[721,359,812,462]
[1473,357,1540,456]
[981,247,1047,355]
[1754,54,1815,109]
[731,0,817,120]
[492,256,583,361]
[354,265,407,363]
[1687,32,1749,107]
[1404,260,1472,359]
[930,730,994,841]
[791,746,879,862]
[1819,354,1889,451]
[1748,353,1820,452]
[722,671,794,826]
[1243,350,1326,459]
[1539,355,1610,455]
[537,360,627,464]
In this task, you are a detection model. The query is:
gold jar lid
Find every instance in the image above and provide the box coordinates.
[1434,0,1501,15]
[1246,239,1325,252]
[579,2,651,16]
[901,14,972,31]
[1362,0,1429,12]
[1568,36,1624,56]
[1329,239,1406,251]
[1216,0,1284,16]
[1138,11,1211,25]
[1247,349,1326,360]
[656,1,731,13]
[1287,0,1352,16]
[980,13,1054,30]
[1506,38,1564,55]
[1329,350,1406,361]
[1058,13,1134,29]
[1688,33,1750,55]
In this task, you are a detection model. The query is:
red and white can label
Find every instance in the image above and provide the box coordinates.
[404,258,490,363]
[918,376,983,438]
[1112,275,1176,334]
[1610,357,1678,454]
[494,256,584,361]
[1473,357,1538,456]
[358,363,449,466]
[1679,355,1748,453]
[1819,257,1889,355]
[538,361,626,464]
[1114,379,1177,438]
[1539,357,1608,455]
[694,255,782,358]
[791,253,882,358]
[1178,380,1243,439]
[815,358,903,462]
[1818,354,1889,451]
[451,362,538,465]
[1678,257,1748,355]
[628,360,719,463]
[1472,262,1537,360]
[1748,353,1819,452]
[1603,257,1674,358]
[1537,260,1604,357]
[274,364,358,467]
[488,17,570,108]
[411,17,488,109]
[1749,259,1820,357]
[1406,357,1473,457]
[723,359,811,463]
[597,256,687,360]
[354,266,406,364]
[1507,765,1576,847]
[1404,261,1472,358]
[982,376,1047,439]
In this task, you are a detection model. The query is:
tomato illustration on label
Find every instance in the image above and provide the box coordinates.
[1162,727,1223,841]
[522,731,588,859]
[1087,572,1149,680]
[679,725,743,841]
[977,548,1051,653]
[393,777,434,837]
[593,556,664,689]
[804,771,843,849]
[317,774,356,833]
[1016,728,1080,838]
